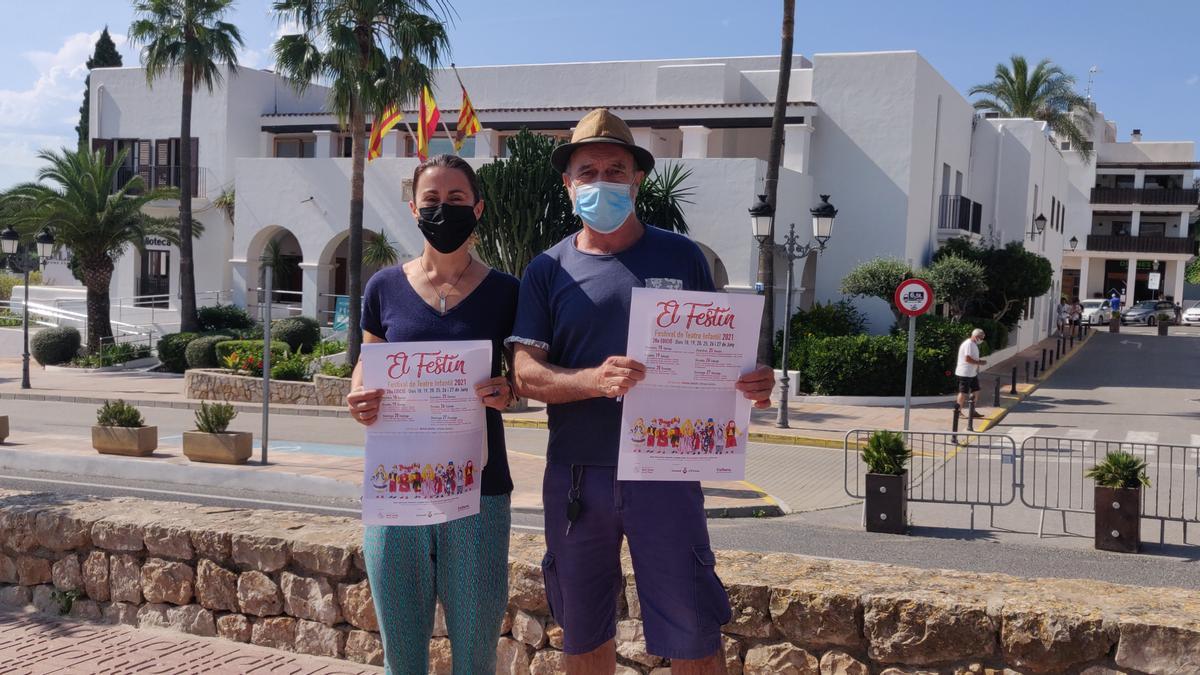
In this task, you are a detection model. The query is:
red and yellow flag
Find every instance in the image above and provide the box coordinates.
[367,105,403,161]
[453,85,481,152]
[417,86,441,161]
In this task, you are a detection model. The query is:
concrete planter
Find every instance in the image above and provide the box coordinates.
[0,416,7,443]
[1109,316,1120,333]
[91,425,158,457]
[864,472,908,534]
[182,430,253,465]
[1157,321,1169,336]
[1095,486,1140,553]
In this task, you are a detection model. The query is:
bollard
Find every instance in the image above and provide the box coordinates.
[967,395,977,432]
[1069,335,1074,350]
[1025,361,1030,384]
[993,377,1002,407]
[1041,349,1047,371]
[1057,338,1062,359]
[952,404,960,443]
[1011,366,1018,395]
[1033,361,1040,379]
[1049,350,1054,368]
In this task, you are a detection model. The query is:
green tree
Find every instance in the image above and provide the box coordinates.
[970,55,1093,161]
[934,239,1053,325]
[839,257,913,324]
[76,27,123,149]
[926,254,988,321]
[363,231,400,268]
[5,148,181,351]
[1187,257,1200,285]
[272,0,450,367]
[130,0,244,334]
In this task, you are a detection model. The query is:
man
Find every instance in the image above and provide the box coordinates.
[509,108,774,675]
[1109,291,1121,313]
[955,328,987,415]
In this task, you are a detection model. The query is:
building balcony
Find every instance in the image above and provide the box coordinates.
[937,194,982,236]
[1085,235,1198,255]
[1089,187,1198,207]
[116,165,206,198]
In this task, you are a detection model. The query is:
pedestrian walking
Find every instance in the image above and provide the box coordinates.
[509,108,774,674]
[345,155,516,675]
[1070,297,1082,335]
[955,328,987,416]
[1056,298,1070,335]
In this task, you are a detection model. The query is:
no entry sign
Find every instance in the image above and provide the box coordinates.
[894,278,934,317]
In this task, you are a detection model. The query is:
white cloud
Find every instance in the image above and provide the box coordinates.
[1187,74,1199,87]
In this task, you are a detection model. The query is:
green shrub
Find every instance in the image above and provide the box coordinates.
[0,271,41,301]
[862,430,910,475]
[194,401,237,434]
[270,316,321,353]
[313,339,347,357]
[797,334,956,396]
[214,340,289,365]
[73,342,153,368]
[774,300,866,367]
[319,360,354,378]
[185,335,234,370]
[962,316,1008,352]
[31,326,81,366]
[1086,452,1151,489]
[197,304,255,332]
[96,400,145,428]
[270,352,312,382]
[156,332,199,373]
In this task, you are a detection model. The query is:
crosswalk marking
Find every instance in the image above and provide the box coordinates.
[1005,426,1041,444]
[1064,428,1098,440]
[1124,430,1159,445]
[1191,434,1200,449]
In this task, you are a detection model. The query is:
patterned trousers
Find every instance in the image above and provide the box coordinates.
[363,494,511,675]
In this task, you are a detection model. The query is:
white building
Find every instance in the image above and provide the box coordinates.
[84,50,1193,355]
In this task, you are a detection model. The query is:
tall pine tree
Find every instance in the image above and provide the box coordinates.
[76,28,123,149]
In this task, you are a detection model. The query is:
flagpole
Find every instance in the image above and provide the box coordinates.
[451,63,466,90]
[401,120,417,157]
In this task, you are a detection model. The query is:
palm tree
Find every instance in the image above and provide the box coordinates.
[272,0,450,366]
[5,149,181,352]
[970,55,1093,160]
[129,0,244,333]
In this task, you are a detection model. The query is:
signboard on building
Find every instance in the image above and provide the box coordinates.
[144,236,171,248]
[1148,272,1161,290]
[333,296,350,332]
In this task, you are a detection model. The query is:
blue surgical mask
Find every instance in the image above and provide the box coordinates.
[572,181,634,234]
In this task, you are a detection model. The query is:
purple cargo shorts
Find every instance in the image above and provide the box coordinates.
[540,463,731,660]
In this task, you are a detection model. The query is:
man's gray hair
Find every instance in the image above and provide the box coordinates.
[971,328,986,338]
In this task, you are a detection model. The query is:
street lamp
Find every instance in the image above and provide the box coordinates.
[771,195,838,429]
[1029,213,1047,240]
[1,225,55,389]
[1068,236,1078,251]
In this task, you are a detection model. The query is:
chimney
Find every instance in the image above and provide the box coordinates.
[1131,129,1142,141]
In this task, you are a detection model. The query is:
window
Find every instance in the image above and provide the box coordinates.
[402,135,476,158]
[1140,222,1166,237]
[1061,141,1071,151]
[275,137,315,158]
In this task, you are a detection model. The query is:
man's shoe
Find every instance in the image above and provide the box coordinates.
[969,411,986,418]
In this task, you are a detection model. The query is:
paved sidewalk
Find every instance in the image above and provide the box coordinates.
[0,608,380,674]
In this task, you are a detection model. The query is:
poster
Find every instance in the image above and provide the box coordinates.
[333,296,350,332]
[359,340,491,525]
[617,288,764,481]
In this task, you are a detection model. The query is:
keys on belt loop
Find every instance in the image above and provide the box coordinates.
[566,465,583,536]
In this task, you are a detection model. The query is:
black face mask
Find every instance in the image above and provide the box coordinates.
[417,203,477,254]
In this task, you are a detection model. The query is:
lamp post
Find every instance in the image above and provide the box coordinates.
[1028,213,1047,240]
[1,226,55,389]
[259,254,272,465]
[1068,236,1078,251]
[750,194,838,428]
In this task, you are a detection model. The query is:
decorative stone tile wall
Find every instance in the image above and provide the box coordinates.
[185,369,319,406]
[1,490,1198,673]
[313,374,352,407]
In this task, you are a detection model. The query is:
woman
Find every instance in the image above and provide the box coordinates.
[346,154,517,675]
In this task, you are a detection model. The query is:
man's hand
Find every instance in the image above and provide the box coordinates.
[475,376,513,411]
[346,387,384,426]
[736,365,775,409]
[592,356,646,398]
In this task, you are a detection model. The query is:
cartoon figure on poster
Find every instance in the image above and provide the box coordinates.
[626,416,743,456]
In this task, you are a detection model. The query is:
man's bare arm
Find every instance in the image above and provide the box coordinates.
[511,344,644,404]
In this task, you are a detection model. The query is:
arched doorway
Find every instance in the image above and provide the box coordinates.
[694,242,730,291]
[318,229,408,325]
[245,225,304,319]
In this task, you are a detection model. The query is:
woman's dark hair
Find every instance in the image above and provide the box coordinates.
[412,154,482,203]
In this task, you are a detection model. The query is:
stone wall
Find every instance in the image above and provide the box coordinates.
[1,489,1198,673]
[313,374,352,407]
[185,369,319,406]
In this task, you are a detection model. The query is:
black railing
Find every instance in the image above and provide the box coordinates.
[1089,187,1198,206]
[114,165,203,197]
[1085,235,1198,255]
[938,194,981,234]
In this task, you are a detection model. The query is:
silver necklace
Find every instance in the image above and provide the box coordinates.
[422,257,473,314]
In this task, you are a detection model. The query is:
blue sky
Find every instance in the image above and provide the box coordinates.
[2,0,1198,188]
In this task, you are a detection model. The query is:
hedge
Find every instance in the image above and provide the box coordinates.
[197,304,255,333]
[270,316,321,354]
[157,331,235,373]
[185,335,234,370]
[799,334,956,396]
[31,326,80,366]
[214,340,290,366]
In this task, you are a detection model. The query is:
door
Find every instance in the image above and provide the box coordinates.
[139,249,171,307]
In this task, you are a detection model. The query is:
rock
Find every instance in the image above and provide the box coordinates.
[82,551,109,602]
[494,636,532,675]
[294,619,344,658]
[1114,622,1200,673]
[231,533,289,572]
[546,619,564,650]
[166,604,216,637]
[615,619,662,667]
[67,598,101,621]
[0,554,16,583]
[512,609,546,648]
[723,634,744,675]
[508,560,548,614]
[108,554,142,604]
[625,578,641,619]
[140,558,194,605]
[91,519,144,552]
[428,636,452,675]
[770,588,863,650]
[251,616,296,651]
[879,670,940,675]
[51,555,82,592]
[195,559,238,612]
[1077,667,1127,675]
[819,649,869,675]
[726,583,774,638]
[34,511,91,551]
[238,571,282,617]
[864,594,996,665]
[137,602,170,629]
[0,509,39,553]
[16,556,51,586]
[217,613,252,642]
[743,642,820,675]
[144,524,194,560]
[190,529,231,564]
[280,572,341,625]
[290,540,351,578]
[0,585,31,608]
[614,667,640,675]
[31,584,55,614]
[530,650,567,675]
[1001,608,1114,672]
[500,607,514,635]
[345,629,384,666]
[431,601,449,637]
[336,580,378,631]
[102,601,139,626]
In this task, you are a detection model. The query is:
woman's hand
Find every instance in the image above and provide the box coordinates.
[476,376,513,411]
[347,387,385,426]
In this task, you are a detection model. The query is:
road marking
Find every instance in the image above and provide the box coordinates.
[1064,428,1098,440]
[512,524,544,533]
[1191,434,1200,449]
[1005,426,1040,444]
[1119,340,1142,349]
[0,474,363,515]
[1124,431,1158,445]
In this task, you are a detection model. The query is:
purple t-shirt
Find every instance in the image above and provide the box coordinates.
[362,266,517,496]
[508,226,715,466]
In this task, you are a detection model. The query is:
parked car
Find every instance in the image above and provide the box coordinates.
[1182,305,1200,326]
[1079,299,1113,325]
[1121,300,1175,326]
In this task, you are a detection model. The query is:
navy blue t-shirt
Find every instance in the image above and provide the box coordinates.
[362,265,517,496]
[508,225,715,466]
